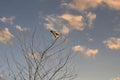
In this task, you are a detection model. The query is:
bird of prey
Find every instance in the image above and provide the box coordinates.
[50,30,60,38]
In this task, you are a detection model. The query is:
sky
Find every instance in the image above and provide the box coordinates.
[0,0,120,80]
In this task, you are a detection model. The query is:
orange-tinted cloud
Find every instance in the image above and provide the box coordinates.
[44,12,96,35]
[60,26,70,34]
[44,23,55,31]
[44,14,85,35]
[85,48,99,57]
[15,25,29,32]
[60,13,84,30]
[86,12,96,27]
[72,45,85,52]
[44,15,63,31]
[0,28,14,44]
[62,0,120,11]
[112,76,120,80]
[72,45,99,57]
[103,37,120,50]
[63,0,102,11]
[104,0,120,10]
[0,16,15,24]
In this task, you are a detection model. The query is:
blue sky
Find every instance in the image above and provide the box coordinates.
[0,0,120,80]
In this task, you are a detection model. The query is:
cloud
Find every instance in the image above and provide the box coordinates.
[60,13,85,30]
[62,0,102,11]
[44,13,95,35]
[72,45,99,57]
[85,48,99,57]
[88,37,94,42]
[62,0,120,11]
[44,13,85,31]
[44,15,63,31]
[104,0,120,10]
[103,37,120,50]
[86,12,96,27]
[44,14,85,35]
[15,25,29,32]
[60,26,70,34]
[44,23,55,31]
[112,76,120,80]
[0,28,14,44]
[72,45,85,52]
[0,16,15,24]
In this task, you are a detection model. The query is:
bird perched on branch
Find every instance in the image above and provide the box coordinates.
[50,30,60,38]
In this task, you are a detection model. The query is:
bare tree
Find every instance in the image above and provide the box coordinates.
[4,28,77,80]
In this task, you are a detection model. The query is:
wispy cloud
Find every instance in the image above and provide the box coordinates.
[44,23,55,31]
[44,15,70,35]
[103,37,120,50]
[44,13,87,35]
[60,26,70,34]
[44,15,64,31]
[60,13,85,30]
[0,28,14,44]
[72,45,99,57]
[72,45,85,52]
[112,76,120,80]
[62,0,120,11]
[62,0,102,11]
[85,48,98,57]
[43,6,98,34]
[87,37,94,42]
[86,12,96,27]
[0,16,15,24]
[104,0,120,10]
[15,25,29,32]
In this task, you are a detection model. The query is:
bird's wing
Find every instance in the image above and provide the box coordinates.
[50,30,60,38]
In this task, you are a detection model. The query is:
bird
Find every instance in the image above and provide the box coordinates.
[50,30,60,38]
